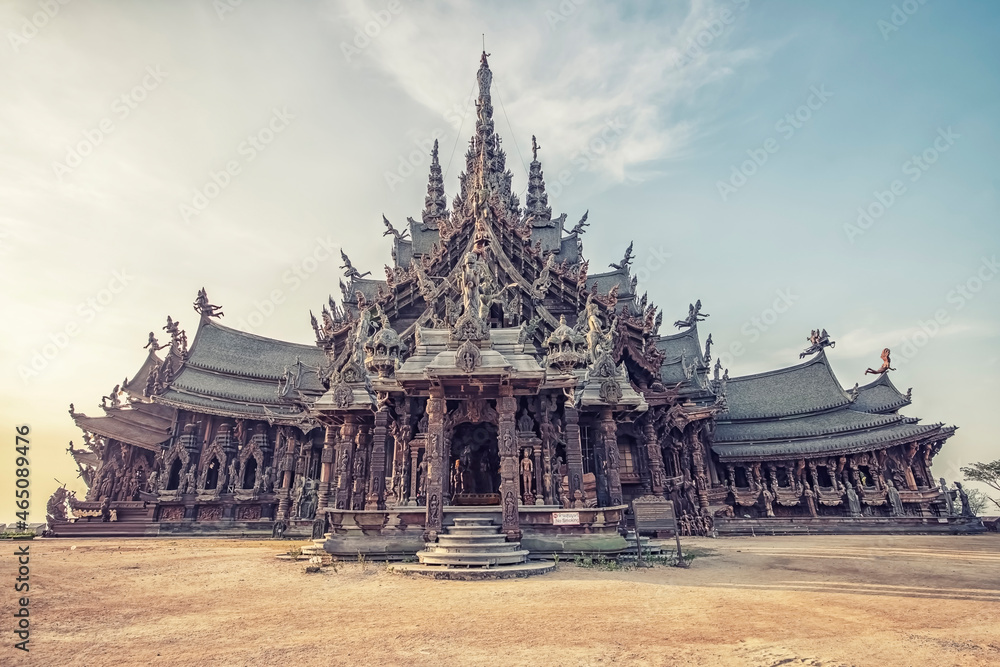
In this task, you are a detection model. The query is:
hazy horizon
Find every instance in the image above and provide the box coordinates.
[2,0,998,523]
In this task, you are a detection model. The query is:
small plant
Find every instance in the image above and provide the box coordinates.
[287,547,302,559]
[552,553,560,566]
[357,550,368,572]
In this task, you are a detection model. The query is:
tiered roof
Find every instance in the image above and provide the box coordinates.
[712,352,953,461]
[154,317,326,424]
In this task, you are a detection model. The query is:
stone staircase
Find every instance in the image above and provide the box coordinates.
[396,517,554,579]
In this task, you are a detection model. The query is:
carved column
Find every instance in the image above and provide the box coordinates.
[351,424,370,510]
[312,425,336,514]
[600,409,623,506]
[408,438,421,506]
[365,406,390,510]
[690,430,710,512]
[643,415,665,496]
[498,387,521,540]
[564,406,586,507]
[532,440,544,505]
[423,389,446,541]
[333,416,357,510]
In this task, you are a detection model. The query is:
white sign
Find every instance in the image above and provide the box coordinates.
[552,511,580,526]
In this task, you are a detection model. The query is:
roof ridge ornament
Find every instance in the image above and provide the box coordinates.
[864,348,896,376]
[340,250,371,280]
[609,241,634,271]
[193,287,223,318]
[382,214,410,241]
[800,328,835,359]
[674,299,708,329]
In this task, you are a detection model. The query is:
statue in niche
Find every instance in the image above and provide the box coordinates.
[845,485,861,517]
[886,479,904,517]
[520,449,534,499]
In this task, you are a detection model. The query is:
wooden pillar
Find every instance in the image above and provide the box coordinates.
[643,416,665,496]
[313,425,336,514]
[532,440,544,505]
[423,389,446,541]
[351,425,369,510]
[333,416,357,510]
[365,406,390,510]
[600,409,623,506]
[564,406,585,507]
[275,427,298,521]
[408,440,420,506]
[498,386,521,540]
[690,430,710,512]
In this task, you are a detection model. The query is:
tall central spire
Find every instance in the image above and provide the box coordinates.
[453,52,521,232]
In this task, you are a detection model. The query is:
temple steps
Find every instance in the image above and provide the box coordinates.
[396,517,554,579]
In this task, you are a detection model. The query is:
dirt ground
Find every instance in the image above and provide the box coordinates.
[2,534,998,666]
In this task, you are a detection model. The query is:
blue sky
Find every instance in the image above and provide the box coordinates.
[1,0,997,519]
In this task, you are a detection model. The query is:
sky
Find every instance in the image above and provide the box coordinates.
[1,0,998,523]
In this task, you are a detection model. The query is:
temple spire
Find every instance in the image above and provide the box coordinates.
[422,139,447,225]
[524,135,551,221]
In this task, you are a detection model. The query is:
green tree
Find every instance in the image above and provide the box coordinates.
[960,460,1000,511]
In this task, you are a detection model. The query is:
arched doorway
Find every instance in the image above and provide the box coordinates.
[448,421,500,504]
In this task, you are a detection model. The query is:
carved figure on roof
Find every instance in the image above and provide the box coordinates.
[340,250,371,280]
[458,252,489,318]
[382,214,410,241]
[703,333,713,366]
[193,287,224,318]
[864,348,896,375]
[583,294,611,363]
[144,332,167,351]
[674,300,709,329]
[609,241,634,271]
[570,210,589,235]
[800,328,836,358]
[100,385,121,410]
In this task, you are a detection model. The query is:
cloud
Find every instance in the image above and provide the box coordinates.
[330,0,759,192]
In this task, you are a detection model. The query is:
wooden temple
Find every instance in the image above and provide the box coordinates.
[50,53,976,551]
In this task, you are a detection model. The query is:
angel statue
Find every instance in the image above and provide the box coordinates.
[864,348,896,375]
[382,214,410,241]
[340,250,371,280]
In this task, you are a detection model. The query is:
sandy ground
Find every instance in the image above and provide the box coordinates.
[1,534,998,666]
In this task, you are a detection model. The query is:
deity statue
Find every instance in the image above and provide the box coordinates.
[939,478,955,515]
[761,487,775,517]
[864,348,896,376]
[845,485,861,517]
[886,479,904,517]
[520,449,534,499]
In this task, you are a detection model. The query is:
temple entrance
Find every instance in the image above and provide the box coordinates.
[448,421,500,505]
